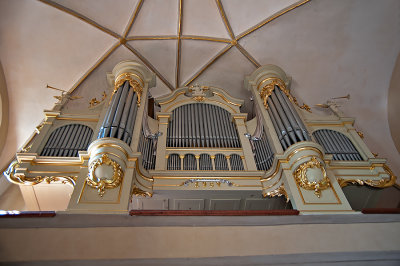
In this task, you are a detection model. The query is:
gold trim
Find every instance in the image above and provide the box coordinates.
[27,171,80,174]
[184,44,234,86]
[38,0,121,39]
[123,0,143,38]
[124,43,174,91]
[237,0,311,40]
[212,91,241,107]
[136,161,154,182]
[157,91,186,105]
[94,143,129,158]
[4,161,77,186]
[166,147,242,152]
[70,43,120,94]
[86,154,124,197]
[126,36,178,41]
[55,117,98,122]
[215,0,235,40]
[164,98,237,113]
[235,43,261,68]
[181,35,231,43]
[337,165,397,188]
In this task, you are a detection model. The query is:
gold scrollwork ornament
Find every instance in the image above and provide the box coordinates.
[294,156,330,198]
[112,73,143,106]
[87,154,123,197]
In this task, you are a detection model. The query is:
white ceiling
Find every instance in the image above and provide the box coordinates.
[0,0,399,175]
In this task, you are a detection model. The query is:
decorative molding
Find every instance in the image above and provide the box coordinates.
[293,156,330,198]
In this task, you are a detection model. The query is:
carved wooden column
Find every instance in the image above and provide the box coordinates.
[155,112,171,170]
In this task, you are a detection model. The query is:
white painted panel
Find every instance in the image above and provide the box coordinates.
[128,0,178,36]
[182,0,230,39]
[52,0,138,35]
[221,0,298,36]
[180,40,226,87]
[173,199,205,210]
[129,40,177,88]
[209,199,241,210]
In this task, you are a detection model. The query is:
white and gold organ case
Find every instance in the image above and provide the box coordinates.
[4,61,397,214]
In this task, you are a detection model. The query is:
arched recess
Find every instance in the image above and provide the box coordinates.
[167,103,240,148]
[40,124,93,157]
[313,129,362,161]
[167,154,181,170]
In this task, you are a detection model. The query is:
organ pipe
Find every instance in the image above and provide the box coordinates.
[98,80,139,145]
[167,103,240,148]
[41,124,93,157]
[264,86,310,150]
[313,129,362,161]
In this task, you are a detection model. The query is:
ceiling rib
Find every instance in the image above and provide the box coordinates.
[215,0,235,40]
[38,0,121,40]
[127,36,178,41]
[123,0,144,38]
[124,43,174,91]
[184,44,234,87]
[235,43,261,68]
[176,0,183,88]
[237,0,311,41]
[181,35,231,43]
[69,42,120,94]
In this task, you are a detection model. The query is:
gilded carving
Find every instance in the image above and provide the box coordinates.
[193,96,205,102]
[131,184,152,197]
[259,78,311,112]
[112,72,143,106]
[264,184,289,202]
[89,91,107,108]
[294,156,330,198]
[4,161,76,186]
[337,165,397,189]
[87,154,124,197]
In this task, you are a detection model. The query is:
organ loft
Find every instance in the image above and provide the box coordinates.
[4,61,397,213]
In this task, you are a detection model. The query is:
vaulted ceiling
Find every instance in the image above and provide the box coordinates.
[0,0,399,175]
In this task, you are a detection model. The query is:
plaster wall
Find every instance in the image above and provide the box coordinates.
[1,222,399,262]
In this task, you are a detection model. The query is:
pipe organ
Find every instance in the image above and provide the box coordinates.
[4,61,397,213]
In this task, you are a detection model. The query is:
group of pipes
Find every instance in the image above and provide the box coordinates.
[41,124,93,157]
[137,128,156,170]
[252,128,274,171]
[229,154,244,171]
[167,153,244,171]
[167,103,240,148]
[266,86,310,150]
[98,81,138,145]
[313,129,363,161]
